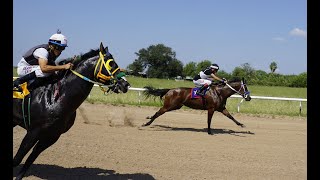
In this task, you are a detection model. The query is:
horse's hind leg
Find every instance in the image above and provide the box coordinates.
[220,108,245,127]
[143,107,168,126]
[13,129,41,167]
[15,134,61,180]
[207,109,215,135]
[143,103,183,126]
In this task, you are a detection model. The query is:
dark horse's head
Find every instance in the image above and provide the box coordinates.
[220,77,251,101]
[68,42,130,93]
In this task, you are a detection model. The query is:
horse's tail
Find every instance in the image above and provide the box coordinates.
[143,86,170,100]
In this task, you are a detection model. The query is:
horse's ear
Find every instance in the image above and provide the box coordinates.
[242,77,247,84]
[100,42,106,55]
[105,46,109,54]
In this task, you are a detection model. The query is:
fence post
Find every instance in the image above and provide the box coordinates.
[299,101,302,116]
[237,98,244,112]
[138,91,141,104]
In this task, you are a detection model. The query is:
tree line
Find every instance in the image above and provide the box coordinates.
[127,43,306,88]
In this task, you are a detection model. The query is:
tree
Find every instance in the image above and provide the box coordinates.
[289,72,307,87]
[241,63,255,79]
[216,70,231,80]
[183,62,197,77]
[269,61,278,73]
[126,59,143,76]
[167,59,184,78]
[196,60,212,73]
[232,63,255,83]
[232,67,246,79]
[131,44,183,78]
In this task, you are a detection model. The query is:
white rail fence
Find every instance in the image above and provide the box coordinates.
[96,85,307,115]
[14,75,307,115]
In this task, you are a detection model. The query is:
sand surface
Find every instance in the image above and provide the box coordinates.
[13,102,307,180]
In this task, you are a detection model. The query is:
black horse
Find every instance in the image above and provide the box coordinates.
[13,42,130,180]
[142,77,251,134]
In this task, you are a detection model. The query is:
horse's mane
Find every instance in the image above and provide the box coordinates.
[58,48,100,68]
[79,49,100,61]
[73,48,100,67]
[212,77,241,87]
[228,77,241,83]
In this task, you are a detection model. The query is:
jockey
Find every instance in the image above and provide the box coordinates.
[193,63,227,96]
[13,30,73,90]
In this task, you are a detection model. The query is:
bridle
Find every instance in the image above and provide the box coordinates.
[69,51,123,94]
[225,80,250,99]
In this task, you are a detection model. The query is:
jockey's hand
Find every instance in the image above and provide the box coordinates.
[221,78,227,83]
[63,62,74,70]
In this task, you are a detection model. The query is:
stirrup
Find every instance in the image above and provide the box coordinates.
[13,87,22,92]
[13,83,22,92]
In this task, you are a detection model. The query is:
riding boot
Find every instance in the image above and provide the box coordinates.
[13,71,37,91]
[196,84,209,96]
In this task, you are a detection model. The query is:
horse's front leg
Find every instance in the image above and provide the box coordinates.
[13,128,41,167]
[15,134,61,180]
[207,109,214,134]
[220,108,245,128]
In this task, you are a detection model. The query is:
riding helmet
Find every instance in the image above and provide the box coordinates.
[49,29,68,47]
[210,63,219,70]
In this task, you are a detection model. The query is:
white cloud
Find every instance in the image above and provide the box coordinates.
[289,28,307,38]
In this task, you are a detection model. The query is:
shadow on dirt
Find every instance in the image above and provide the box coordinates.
[143,125,255,136]
[13,164,155,180]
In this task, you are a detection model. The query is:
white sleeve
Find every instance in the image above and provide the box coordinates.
[33,48,49,61]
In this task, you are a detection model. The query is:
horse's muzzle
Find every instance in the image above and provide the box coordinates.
[243,91,251,101]
[117,78,130,93]
[244,95,251,101]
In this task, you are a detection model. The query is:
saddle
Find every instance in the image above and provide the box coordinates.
[13,74,62,99]
[13,79,61,129]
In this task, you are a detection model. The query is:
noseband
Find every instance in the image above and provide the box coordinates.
[225,81,250,98]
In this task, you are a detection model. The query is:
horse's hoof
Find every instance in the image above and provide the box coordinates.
[240,124,246,128]
[146,116,151,119]
[142,123,149,127]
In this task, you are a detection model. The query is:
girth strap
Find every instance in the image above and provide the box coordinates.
[21,95,31,130]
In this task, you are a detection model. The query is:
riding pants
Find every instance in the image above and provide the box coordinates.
[193,79,212,87]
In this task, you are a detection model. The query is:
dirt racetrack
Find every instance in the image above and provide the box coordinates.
[13,102,307,180]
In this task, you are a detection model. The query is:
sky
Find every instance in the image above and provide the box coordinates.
[13,0,307,75]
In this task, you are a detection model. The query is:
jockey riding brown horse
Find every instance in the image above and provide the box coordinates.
[142,77,251,134]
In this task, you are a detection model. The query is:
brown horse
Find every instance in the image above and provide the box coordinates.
[142,77,251,134]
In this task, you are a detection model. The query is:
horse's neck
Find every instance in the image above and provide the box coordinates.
[221,83,240,98]
[57,61,96,109]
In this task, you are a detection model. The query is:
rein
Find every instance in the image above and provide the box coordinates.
[225,81,250,98]
[69,51,119,94]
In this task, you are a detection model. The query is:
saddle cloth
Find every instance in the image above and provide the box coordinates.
[13,82,30,99]
[190,87,208,99]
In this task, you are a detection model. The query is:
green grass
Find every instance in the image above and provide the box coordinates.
[13,66,307,117]
[86,76,307,117]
